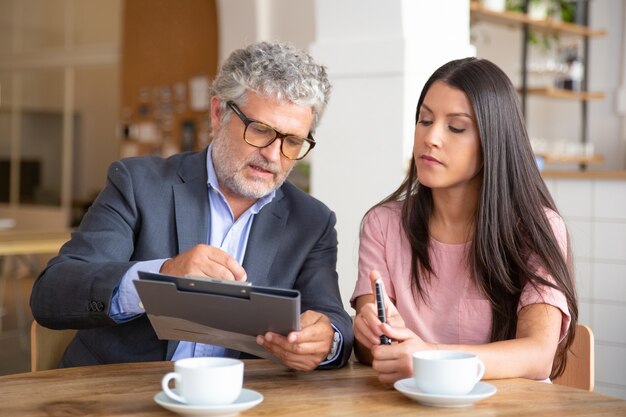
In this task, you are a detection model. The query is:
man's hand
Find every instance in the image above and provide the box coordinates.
[256,310,335,371]
[160,244,247,281]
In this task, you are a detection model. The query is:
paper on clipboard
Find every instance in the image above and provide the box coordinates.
[134,271,301,363]
[146,316,281,362]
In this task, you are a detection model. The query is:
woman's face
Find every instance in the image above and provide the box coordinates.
[413,81,483,192]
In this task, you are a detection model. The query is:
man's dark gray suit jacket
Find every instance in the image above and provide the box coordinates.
[30,147,353,369]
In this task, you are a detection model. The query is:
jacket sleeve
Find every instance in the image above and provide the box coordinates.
[30,160,144,329]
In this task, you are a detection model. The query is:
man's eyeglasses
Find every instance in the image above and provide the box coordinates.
[227,101,316,160]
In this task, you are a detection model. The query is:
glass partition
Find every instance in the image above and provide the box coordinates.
[19,69,65,206]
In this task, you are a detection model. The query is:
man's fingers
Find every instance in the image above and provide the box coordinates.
[203,247,246,281]
[161,244,247,281]
[264,329,327,356]
[225,255,247,281]
[288,310,332,344]
[300,310,324,328]
[256,333,321,371]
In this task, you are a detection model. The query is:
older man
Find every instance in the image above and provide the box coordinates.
[30,41,353,371]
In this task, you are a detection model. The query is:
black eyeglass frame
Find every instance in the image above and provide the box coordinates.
[226,101,316,160]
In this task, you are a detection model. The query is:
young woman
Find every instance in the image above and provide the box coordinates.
[352,57,578,384]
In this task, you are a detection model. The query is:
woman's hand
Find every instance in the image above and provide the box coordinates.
[354,271,435,383]
[370,323,432,384]
[354,271,405,351]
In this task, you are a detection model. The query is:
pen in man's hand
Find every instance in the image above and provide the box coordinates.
[375,278,392,345]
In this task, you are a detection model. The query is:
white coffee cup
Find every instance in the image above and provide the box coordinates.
[161,357,244,406]
[413,350,485,396]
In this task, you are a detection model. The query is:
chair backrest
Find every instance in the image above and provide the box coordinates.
[553,324,594,391]
[30,321,77,372]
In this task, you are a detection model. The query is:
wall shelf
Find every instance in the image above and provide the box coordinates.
[469,2,607,38]
[523,87,605,100]
[538,154,604,164]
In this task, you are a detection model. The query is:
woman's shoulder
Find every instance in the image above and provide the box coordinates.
[542,206,562,220]
[361,200,404,235]
[369,200,403,215]
[542,207,566,233]
[364,200,403,223]
[540,207,568,254]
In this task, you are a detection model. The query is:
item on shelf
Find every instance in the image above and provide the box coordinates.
[481,0,505,12]
[135,121,161,144]
[527,0,549,20]
[532,138,596,163]
[181,120,196,152]
[189,75,210,112]
[563,55,583,91]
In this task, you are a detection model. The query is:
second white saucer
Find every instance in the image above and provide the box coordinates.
[154,388,263,417]
[394,378,496,408]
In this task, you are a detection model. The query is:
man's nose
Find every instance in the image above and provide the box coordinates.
[259,137,283,162]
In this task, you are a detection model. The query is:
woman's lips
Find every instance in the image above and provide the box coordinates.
[420,155,442,165]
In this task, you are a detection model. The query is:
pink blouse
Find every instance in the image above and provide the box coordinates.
[351,201,571,345]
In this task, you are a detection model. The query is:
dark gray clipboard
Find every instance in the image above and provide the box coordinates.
[134,271,301,361]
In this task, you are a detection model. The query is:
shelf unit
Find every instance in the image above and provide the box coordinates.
[470,1,607,168]
[119,0,218,159]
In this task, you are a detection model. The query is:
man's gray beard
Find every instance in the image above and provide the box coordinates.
[211,134,293,199]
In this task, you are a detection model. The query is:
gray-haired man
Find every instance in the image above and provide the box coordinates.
[31,41,353,371]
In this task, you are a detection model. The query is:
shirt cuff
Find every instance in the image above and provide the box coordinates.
[319,323,343,366]
[110,259,168,322]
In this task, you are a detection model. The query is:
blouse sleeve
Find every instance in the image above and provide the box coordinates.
[518,210,571,342]
[350,207,396,308]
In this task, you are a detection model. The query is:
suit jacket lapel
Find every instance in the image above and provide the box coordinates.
[173,148,210,254]
[243,188,288,286]
[168,149,209,360]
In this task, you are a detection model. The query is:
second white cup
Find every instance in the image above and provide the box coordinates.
[161,357,244,406]
[413,350,485,396]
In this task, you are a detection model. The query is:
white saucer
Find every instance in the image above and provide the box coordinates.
[394,378,496,408]
[154,388,263,417]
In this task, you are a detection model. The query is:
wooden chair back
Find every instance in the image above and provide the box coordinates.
[30,321,77,372]
[553,324,594,391]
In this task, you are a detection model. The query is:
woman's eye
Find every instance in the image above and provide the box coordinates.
[449,126,465,133]
[417,119,432,126]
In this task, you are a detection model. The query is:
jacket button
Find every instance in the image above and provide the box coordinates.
[88,301,105,312]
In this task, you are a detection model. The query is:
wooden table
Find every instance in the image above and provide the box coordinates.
[0,229,71,256]
[1,360,625,416]
[0,228,70,338]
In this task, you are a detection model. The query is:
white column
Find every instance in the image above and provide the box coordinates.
[310,0,472,310]
[216,0,260,63]
[215,0,473,309]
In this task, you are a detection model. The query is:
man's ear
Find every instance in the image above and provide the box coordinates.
[210,96,223,131]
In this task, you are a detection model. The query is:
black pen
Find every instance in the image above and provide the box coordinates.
[375,278,392,345]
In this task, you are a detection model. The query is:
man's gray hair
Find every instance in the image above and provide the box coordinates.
[210,41,331,133]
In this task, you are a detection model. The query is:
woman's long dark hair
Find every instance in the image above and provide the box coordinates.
[377,57,577,378]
